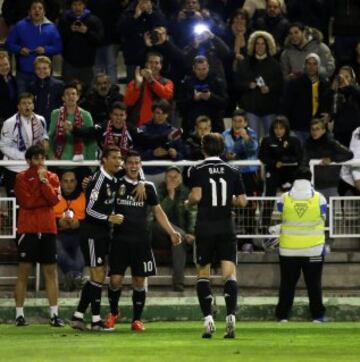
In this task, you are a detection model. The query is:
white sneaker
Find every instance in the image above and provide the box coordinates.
[202,316,216,338]
[279,319,288,323]
[224,314,236,338]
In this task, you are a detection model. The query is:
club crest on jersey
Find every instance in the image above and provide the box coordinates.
[119,184,126,197]
[90,190,99,202]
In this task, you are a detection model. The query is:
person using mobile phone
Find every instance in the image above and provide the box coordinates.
[58,0,104,88]
[5,0,62,93]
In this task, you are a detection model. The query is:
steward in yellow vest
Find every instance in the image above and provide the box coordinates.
[275,167,327,322]
[279,192,325,251]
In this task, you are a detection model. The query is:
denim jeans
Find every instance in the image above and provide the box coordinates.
[56,232,84,274]
[94,44,119,84]
[246,113,275,139]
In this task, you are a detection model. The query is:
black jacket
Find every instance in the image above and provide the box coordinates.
[177,73,228,135]
[117,4,165,65]
[235,56,283,116]
[58,10,104,67]
[28,76,64,127]
[80,85,123,126]
[259,135,302,170]
[185,133,203,161]
[72,122,168,152]
[0,75,17,123]
[283,74,332,132]
[86,0,126,45]
[303,132,353,188]
[332,84,360,147]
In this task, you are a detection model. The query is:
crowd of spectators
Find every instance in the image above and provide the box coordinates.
[1,0,360,250]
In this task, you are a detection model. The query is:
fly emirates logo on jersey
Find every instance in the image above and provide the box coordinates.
[117,195,144,208]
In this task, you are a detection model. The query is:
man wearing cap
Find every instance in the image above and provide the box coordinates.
[151,165,196,291]
[275,167,327,322]
[283,53,332,144]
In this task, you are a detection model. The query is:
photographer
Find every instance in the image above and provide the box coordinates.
[234,31,283,138]
[117,0,165,82]
[183,25,230,81]
[171,0,226,48]
[58,0,104,88]
[143,26,186,85]
[331,66,360,147]
[177,55,228,136]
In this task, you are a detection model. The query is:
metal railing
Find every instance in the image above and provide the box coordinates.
[1,159,360,292]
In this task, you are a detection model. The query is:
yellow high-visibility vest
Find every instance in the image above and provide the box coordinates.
[279,192,325,249]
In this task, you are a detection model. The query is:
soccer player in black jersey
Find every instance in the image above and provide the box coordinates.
[187,133,247,339]
[104,150,181,331]
[70,146,125,331]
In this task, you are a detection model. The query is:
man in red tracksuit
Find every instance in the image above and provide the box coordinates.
[14,144,63,327]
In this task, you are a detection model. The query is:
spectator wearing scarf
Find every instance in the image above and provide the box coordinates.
[71,101,173,158]
[0,92,48,195]
[48,84,97,162]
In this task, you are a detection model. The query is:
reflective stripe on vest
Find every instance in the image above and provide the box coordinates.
[279,192,325,249]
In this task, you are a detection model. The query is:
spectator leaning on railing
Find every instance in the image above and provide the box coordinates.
[303,117,353,198]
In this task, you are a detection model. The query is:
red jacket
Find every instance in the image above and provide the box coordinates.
[15,166,61,234]
[124,77,174,126]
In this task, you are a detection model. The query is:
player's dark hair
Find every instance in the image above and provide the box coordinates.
[25,144,46,160]
[101,145,121,161]
[125,150,141,162]
[201,133,225,157]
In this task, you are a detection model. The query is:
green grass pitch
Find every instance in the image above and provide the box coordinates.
[1,322,360,362]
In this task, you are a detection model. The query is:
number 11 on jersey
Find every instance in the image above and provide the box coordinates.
[209,178,227,207]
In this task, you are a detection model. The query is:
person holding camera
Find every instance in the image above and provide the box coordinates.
[143,26,186,85]
[331,66,360,147]
[58,0,104,89]
[171,0,225,48]
[5,0,62,94]
[117,0,166,82]
[177,55,228,136]
[234,30,283,139]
